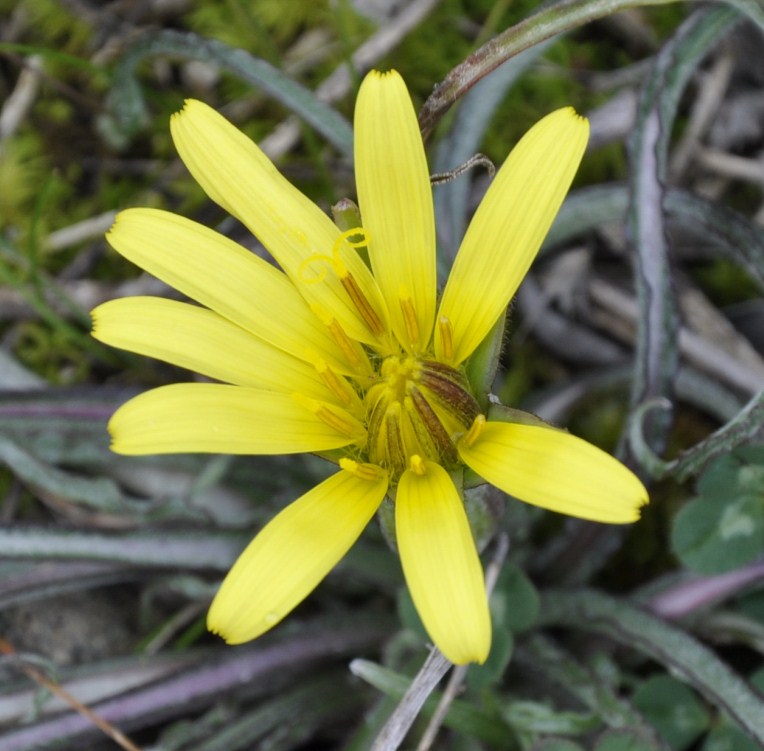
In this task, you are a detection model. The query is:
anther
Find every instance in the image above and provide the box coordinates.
[293,394,364,439]
[437,315,454,362]
[311,304,371,376]
[331,229,386,338]
[399,291,420,348]
[315,405,360,437]
[312,357,358,409]
[327,319,362,366]
[407,389,457,464]
[385,402,406,475]
[461,414,486,448]
[339,458,387,482]
[341,273,385,337]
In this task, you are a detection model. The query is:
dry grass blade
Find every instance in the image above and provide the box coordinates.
[0,638,143,751]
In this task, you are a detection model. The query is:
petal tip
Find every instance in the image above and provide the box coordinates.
[89,306,101,336]
[174,98,203,118]
[439,630,492,666]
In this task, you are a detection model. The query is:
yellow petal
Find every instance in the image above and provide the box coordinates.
[170,99,389,347]
[109,383,364,455]
[458,421,647,523]
[208,464,388,643]
[355,70,436,353]
[91,297,339,402]
[396,458,491,665]
[436,108,589,364]
[106,208,358,376]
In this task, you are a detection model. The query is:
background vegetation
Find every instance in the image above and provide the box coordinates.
[1,0,764,749]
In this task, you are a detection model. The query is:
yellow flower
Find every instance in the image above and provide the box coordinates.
[91,70,647,666]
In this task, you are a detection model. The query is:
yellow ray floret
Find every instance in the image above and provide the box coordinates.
[208,464,388,643]
[109,383,365,455]
[354,70,436,354]
[396,457,491,665]
[91,297,341,403]
[436,108,589,365]
[106,209,360,376]
[92,69,645,668]
[170,99,390,347]
[458,419,647,523]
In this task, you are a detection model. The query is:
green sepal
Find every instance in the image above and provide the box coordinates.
[487,402,569,432]
[465,311,507,410]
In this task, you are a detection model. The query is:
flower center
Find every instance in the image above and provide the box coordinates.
[363,355,480,482]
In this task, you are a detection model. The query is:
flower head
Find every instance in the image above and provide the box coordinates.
[91,70,647,665]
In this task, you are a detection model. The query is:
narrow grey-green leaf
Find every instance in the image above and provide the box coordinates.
[626,6,739,451]
[0,525,245,570]
[545,184,764,295]
[500,701,600,735]
[0,436,126,510]
[0,619,390,751]
[186,673,361,751]
[652,389,764,482]
[540,589,764,746]
[103,29,352,155]
[0,560,133,610]
[664,190,764,293]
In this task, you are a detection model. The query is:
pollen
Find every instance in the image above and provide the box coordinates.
[409,454,427,476]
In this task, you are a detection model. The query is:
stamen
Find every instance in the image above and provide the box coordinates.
[461,414,486,448]
[293,394,364,439]
[385,402,406,476]
[437,315,454,362]
[330,228,385,338]
[312,357,356,407]
[315,405,360,437]
[409,454,427,476]
[341,273,385,337]
[311,303,370,375]
[327,319,362,367]
[339,458,387,482]
[407,388,457,465]
[399,290,420,348]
